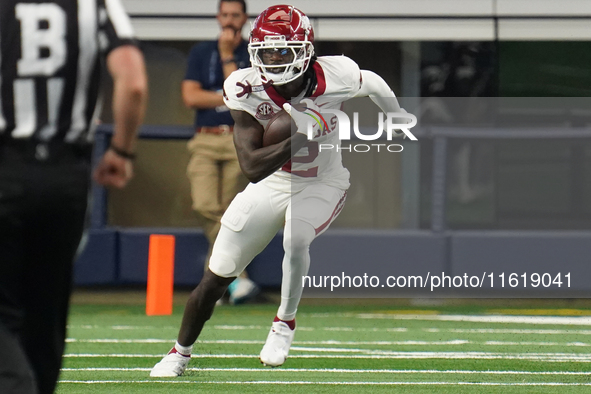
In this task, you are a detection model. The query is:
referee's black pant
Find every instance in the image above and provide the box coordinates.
[0,142,90,394]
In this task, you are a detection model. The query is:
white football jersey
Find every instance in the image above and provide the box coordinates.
[223,55,362,192]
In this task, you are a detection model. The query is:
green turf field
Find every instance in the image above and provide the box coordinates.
[57,297,591,393]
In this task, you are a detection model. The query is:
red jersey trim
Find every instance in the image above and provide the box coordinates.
[265,85,288,108]
[311,62,326,97]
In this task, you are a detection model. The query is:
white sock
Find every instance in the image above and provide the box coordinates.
[174,341,193,356]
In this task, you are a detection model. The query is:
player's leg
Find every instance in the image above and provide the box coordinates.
[151,182,287,377]
[259,218,314,367]
[149,269,235,378]
[188,133,258,304]
[220,149,258,304]
[181,183,286,342]
[277,219,316,321]
[279,186,346,318]
[260,184,346,367]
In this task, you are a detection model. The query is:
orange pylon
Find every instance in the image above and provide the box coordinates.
[146,234,175,315]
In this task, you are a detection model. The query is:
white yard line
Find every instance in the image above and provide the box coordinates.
[67,324,591,334]
[57,380,591,386]
[484,341,588,346]
[67,324,385,332]
[353,314,591,325]
[60,367,591,376]
[428,328,591,335]
[62,352,591,362]
[65,338,591,346]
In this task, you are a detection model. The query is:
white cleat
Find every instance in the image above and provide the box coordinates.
[259,321,296,367]
[150,351,190,377]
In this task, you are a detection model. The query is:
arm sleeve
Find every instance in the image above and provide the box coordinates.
[355,70,403,113]
[100,0,138,54]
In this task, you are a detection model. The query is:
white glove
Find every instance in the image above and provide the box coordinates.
[282,98,322,139]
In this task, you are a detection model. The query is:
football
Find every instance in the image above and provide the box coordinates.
[262,109,296,147]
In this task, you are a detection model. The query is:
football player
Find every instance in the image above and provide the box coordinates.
[151,4,406,376]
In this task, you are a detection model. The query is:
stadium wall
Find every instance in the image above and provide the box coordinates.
[74,228,591,296]
[77,124,591,296]
[121,0,591,41]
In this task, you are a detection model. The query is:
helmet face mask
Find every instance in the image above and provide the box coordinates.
[248,5,314,86]
[249,39,313,85]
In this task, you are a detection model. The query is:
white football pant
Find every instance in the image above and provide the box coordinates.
[208,180,346,320]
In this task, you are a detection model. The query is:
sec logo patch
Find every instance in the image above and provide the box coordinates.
[255,102,275,120]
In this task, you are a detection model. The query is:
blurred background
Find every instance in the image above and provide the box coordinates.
[77,0,591,296]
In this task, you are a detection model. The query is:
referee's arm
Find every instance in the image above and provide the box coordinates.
[93,45,148,188]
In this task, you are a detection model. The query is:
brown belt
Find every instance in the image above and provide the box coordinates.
[197,125,233,135]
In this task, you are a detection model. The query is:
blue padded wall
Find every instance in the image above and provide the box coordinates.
[118,228,208,285]
[75,228,591,295]
[451,231,591,293]
[74,228,118,285]
[75,228,284,287]
[306,230,448,297]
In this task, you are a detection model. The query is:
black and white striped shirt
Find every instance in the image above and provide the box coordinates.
[0,0,136,145]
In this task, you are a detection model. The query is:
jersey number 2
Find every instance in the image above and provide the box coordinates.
[283,141,319,177]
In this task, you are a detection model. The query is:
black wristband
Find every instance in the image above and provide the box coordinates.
[221,57,236,65]
[109,144,136,160]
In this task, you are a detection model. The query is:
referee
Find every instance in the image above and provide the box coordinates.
[0,1,147,393]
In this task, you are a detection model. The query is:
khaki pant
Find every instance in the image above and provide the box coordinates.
[186,132,248,269]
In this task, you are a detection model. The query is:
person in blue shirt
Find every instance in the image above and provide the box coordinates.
[182,0,258,304]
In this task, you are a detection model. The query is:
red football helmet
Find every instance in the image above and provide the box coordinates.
[248,5,314,85]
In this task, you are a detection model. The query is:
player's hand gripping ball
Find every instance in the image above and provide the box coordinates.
[262,99,320,147]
